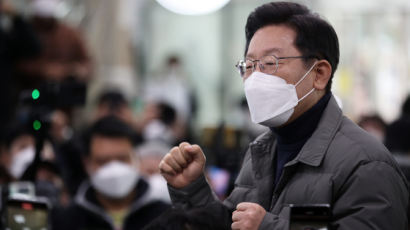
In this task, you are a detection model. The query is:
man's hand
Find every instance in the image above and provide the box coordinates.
[159,142,206,189]
[232,202,267,230]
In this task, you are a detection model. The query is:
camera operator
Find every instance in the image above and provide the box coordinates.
[16,0,92,89]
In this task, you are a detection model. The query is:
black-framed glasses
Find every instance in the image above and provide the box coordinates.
[235,55,317,78]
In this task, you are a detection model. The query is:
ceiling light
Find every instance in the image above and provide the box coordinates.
[155,0,231,16]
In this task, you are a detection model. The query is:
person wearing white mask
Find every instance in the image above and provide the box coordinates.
[159,2,409,230]
[0,127,36,181]
[58,116,169,230]
[136,141,172,203]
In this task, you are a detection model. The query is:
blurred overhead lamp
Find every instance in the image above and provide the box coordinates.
[155,0,231,15]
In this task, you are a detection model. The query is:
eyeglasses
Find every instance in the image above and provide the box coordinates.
[235,55,317,78]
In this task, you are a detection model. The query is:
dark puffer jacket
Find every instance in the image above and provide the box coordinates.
[169,95,409,230]
[53,179,170,230]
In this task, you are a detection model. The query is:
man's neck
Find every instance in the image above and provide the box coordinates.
[272,91,331,143]
[282,90,326,127]
[96,190,136,212]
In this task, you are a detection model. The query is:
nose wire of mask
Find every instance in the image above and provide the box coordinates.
[295,61,317,102]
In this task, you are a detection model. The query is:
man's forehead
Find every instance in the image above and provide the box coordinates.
[246,25,297,58]
[91,135,132,143]
[246,47,283,59]
[90,136,133,153]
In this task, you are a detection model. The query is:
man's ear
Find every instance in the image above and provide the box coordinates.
[313,60,332,90]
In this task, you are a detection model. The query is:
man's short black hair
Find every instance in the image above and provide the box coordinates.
[157,102,176,126]
[83,116,139,156]
[97,90,129,110]
[245,1,339,92]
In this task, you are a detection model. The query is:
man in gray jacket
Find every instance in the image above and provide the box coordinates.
[159,2,409,230]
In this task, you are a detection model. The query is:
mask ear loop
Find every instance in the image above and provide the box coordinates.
[295,61,317,102]
[295,61,317,87]
[298,88,315,102]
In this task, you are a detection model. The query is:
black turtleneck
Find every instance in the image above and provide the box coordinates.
[271,92,331,185]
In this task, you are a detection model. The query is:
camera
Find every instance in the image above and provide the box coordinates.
[1,182,51,230]
[19,79,87,109]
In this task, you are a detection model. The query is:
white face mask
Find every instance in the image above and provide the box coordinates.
[9,146,36,179]
[90,161,139,199]
[244,62,317,127]
[143,120,175,144]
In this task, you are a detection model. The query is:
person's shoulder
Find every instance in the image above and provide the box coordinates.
[143,200,171,210]
[320,115,394,176]
[50,203,85,230]
[127,199,171,228]
[59,200,88,216]
[327,116,397,168]
[323,116,409,188]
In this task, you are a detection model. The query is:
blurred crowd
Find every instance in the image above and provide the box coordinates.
[2,0,410,229]
[0,0,260,229]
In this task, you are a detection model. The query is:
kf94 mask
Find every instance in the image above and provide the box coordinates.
[244,62,316,127]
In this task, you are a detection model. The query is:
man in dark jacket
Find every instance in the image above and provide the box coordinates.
[385,95,410,154]
[55,116,169,230]
[159,2,409,230]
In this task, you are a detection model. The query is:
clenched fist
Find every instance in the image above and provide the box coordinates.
[159,142,206,189]
[232,202,266,230]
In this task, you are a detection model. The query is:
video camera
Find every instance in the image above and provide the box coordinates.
[16,79,86,182]
[0,182,50,230]
[16,79,87,137]
[19,80,87,109]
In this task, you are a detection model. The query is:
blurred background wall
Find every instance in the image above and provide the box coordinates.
[10,0,410,130]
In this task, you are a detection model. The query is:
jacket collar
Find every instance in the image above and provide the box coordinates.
[250,94,343,168]
[74,178,157,227]
[75,181,116,228]
[287,94,343,167]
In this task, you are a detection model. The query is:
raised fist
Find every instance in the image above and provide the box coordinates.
[159,142,206,189]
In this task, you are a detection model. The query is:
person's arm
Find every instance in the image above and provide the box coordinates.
[161,142,222,209]
[258,212,288,230]
[168,175,291,230]
[167,174,217,209]
[331,161,409,230]
[160,143,233,228]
